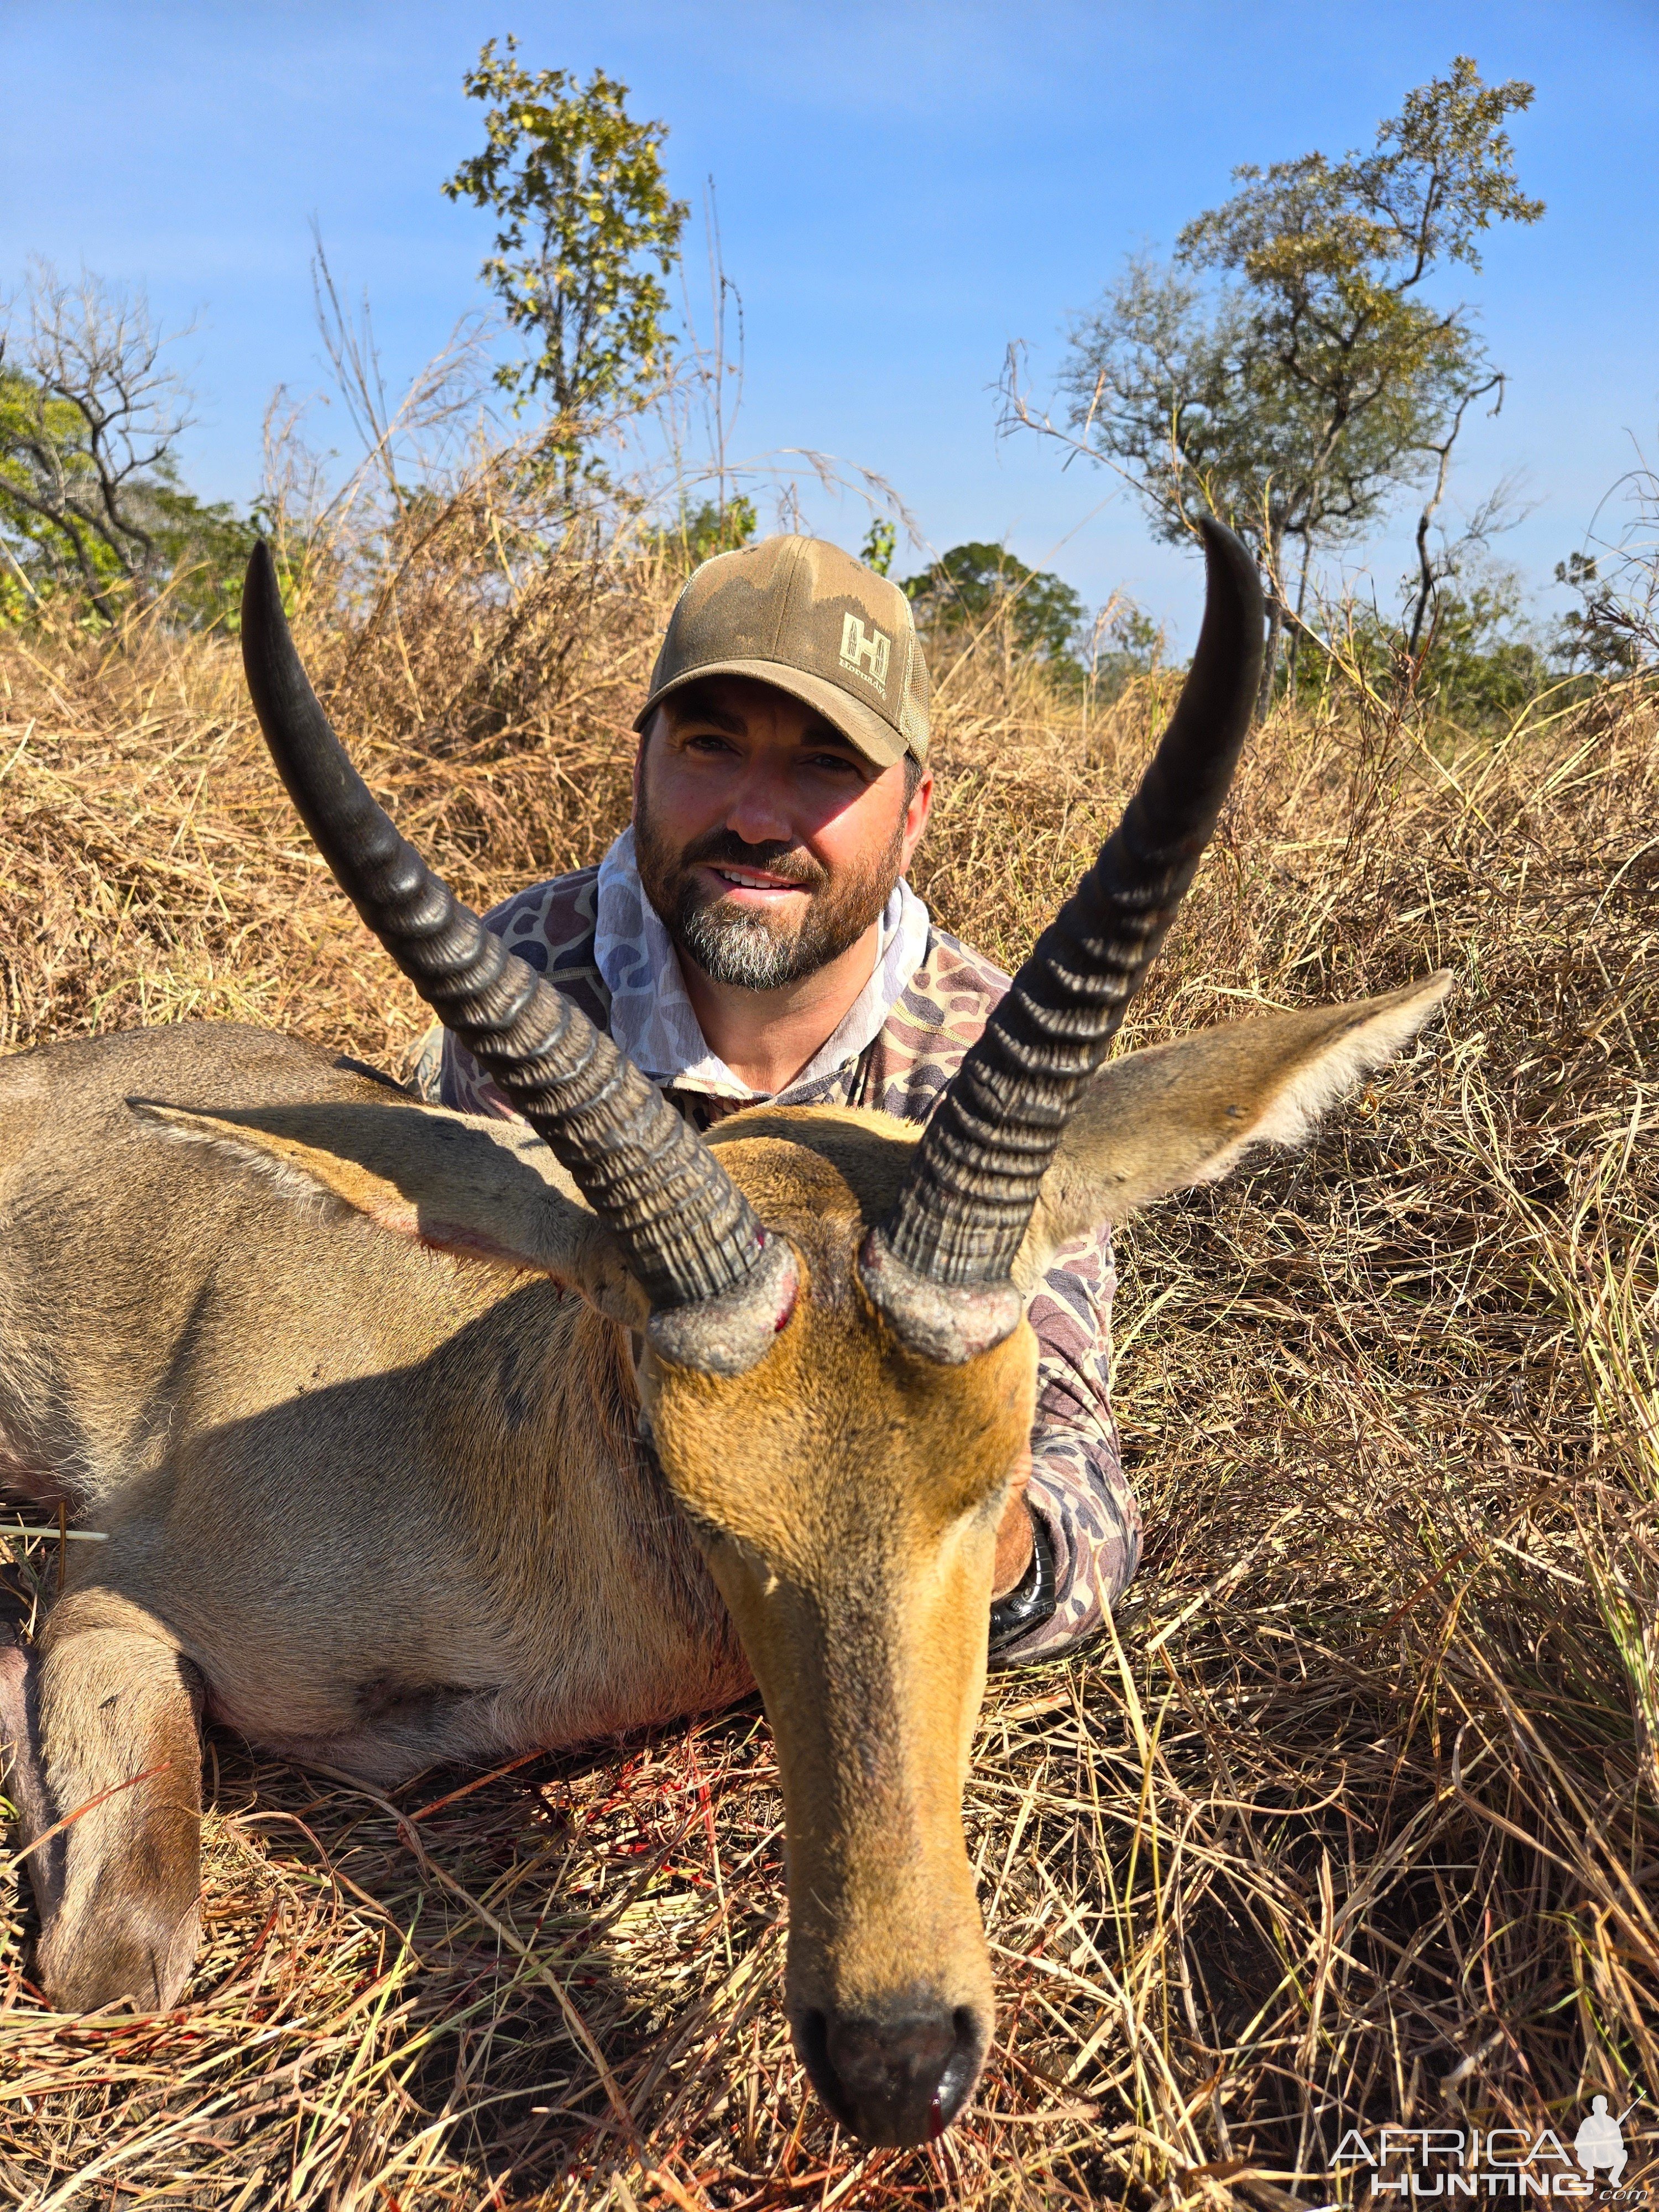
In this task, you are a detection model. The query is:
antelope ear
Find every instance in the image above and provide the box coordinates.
[128,1097,648,1327]
[1012,973,1453,1290]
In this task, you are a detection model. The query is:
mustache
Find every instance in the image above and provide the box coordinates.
[677,831,828,892]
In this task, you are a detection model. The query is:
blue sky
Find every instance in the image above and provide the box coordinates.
[5,0,1656,641]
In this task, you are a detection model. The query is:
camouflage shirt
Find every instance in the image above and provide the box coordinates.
[419,834,1139,1665]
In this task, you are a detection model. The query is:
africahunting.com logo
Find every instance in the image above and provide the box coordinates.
[1333,2095,1651,2201]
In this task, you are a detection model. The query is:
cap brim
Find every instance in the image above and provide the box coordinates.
[633,659,914,770]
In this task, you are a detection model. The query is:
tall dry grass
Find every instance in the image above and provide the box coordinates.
[1,517,1655,2209]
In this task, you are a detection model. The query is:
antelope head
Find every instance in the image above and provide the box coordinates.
[234,527,1449,2145]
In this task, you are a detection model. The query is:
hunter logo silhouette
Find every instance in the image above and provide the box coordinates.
[1574,2098,1629,2185]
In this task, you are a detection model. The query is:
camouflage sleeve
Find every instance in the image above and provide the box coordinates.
[409,1023,445,1104]
[410,1018,504,1115]
[438,1027,515,1120]
[990,1220,1140,1670]
[429,879,600,1122]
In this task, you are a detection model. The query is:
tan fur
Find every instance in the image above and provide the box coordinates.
[134,1099,645,1324]
[34,1590,205,2012]
[0,980,1449,2115]
[1014,975,1454,1285]
[641,1135,1033,2041]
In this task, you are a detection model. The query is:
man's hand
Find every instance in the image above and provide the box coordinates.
[990,1446,1036,1600]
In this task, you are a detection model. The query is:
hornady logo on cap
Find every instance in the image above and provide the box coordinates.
[839,613,890,691]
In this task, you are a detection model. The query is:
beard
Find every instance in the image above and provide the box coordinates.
[634,796,905,994]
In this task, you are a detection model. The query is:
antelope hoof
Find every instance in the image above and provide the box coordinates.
[797,1997,988,2146]
[39,1897,201,2016]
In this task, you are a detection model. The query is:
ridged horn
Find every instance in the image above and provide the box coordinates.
[864,518,1264,1355]
[240,542,793,1368]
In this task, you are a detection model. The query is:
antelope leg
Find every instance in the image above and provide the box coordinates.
[1,1609,59,1922]
[32,1592,205,2012]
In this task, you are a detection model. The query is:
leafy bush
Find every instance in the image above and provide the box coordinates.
[903,541,1087,676]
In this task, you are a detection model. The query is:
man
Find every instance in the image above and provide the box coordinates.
[419,533,1136,1665]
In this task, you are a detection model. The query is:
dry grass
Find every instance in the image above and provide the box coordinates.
[1,535,1656,2209]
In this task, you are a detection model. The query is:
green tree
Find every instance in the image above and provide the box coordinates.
[860,518,896,577]
[2,266,185,615]
[1056,58,1543,710]
[0,359,112,612]
[648,493,756,570]
[142,477,262,631]
[904,542,1086,672]
[1318,563,1549,726]
[443,38,688,479]
[1552,450,1659,675]
[1084,601,1166,705]
[1402,567,1547,723]
[0,265,255,626]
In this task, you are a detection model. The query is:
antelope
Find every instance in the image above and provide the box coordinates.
[0,522,1449,2146]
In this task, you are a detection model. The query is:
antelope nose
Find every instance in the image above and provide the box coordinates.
[799,2004,986,2146]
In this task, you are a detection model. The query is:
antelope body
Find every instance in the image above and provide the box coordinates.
[0,525,1451,2146]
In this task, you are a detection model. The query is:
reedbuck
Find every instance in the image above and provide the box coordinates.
[0,523,1449,2146]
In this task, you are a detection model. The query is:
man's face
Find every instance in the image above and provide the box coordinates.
[633,676,931,992]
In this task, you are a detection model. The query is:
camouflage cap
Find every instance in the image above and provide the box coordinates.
[634,534,931,768]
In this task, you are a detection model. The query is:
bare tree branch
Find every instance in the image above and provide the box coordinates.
[0,261,194,614]
[1408,372,1506,654]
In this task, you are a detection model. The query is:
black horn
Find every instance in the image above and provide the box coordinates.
[864,518,1264,1353]
[240,542,792,1363]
